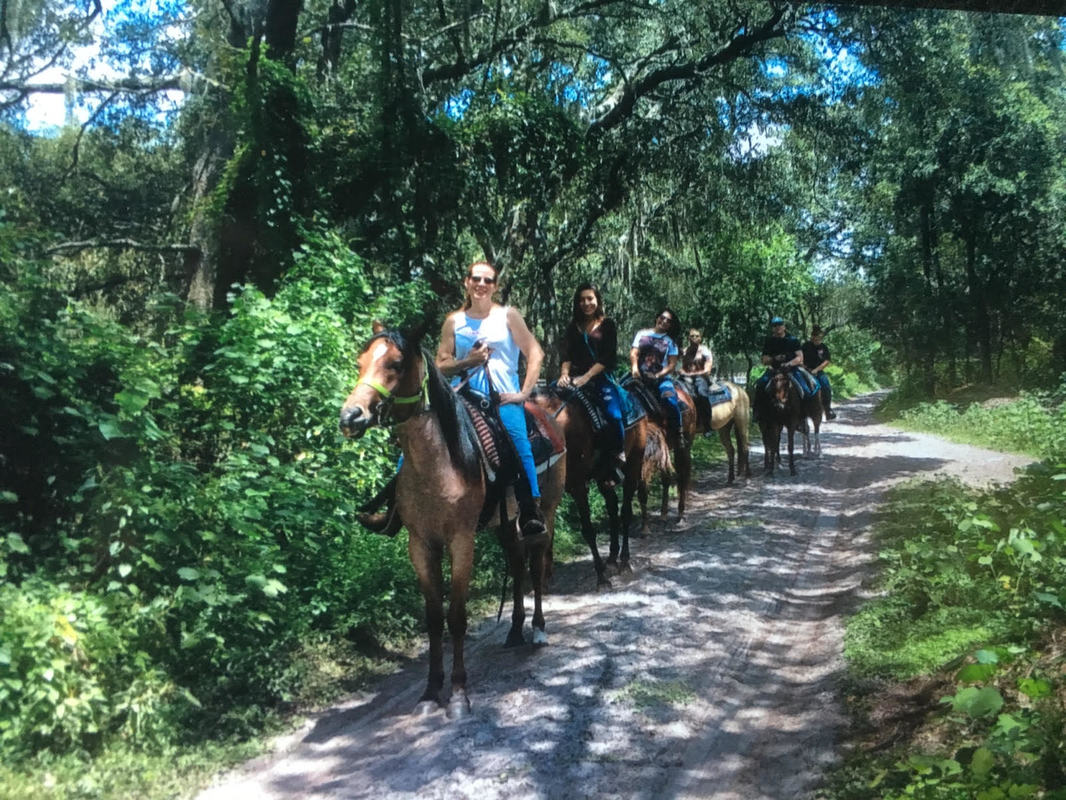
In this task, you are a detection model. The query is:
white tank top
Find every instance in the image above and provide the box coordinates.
[451,305,521,395]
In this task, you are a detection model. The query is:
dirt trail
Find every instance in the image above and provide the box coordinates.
[197,392,1032,800]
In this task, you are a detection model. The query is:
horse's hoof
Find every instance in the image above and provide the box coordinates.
[606,556,618,567]
[620,560,633,574]
[446,692,471,720]
[504,629,525,648]
[532,628,548,646]
[597,574,612,589]
[415,700,441,716]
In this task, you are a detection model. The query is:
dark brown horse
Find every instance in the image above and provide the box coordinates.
[756,368,823,476]
[655,380,751,521]
[534,389,669,586]
[339,324,565,718]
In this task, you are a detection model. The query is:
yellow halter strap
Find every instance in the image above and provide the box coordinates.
[356,371,428,411]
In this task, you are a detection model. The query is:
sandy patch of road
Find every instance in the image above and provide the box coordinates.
[197,392,1032,800]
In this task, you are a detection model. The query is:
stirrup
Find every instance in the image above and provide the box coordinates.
[516,503,549,545]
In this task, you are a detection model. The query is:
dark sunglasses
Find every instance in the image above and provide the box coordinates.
[468,275,496,285]
[657,314,673,322]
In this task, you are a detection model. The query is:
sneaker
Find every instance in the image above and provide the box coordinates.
[826,411,837,420]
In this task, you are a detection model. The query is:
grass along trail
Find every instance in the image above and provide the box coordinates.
[197,392,1032,800]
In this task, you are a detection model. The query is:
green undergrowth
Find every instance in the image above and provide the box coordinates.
[821,466,1066,800]
[878,379,1066,459]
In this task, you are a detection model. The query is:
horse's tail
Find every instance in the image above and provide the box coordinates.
[642,423,674,484]
[731,382,752,448]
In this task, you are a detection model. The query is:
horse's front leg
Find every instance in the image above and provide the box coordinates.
[675,442,691,522]
[636,480,650,538]
[602,482,620,565]
[659,471,672,517]
[529,541,549,646]
[445,534,474,719]
[787,424,797,476]
[719,424,736,484]
[619,479,637,570]
[409,537,446,713]
[573,483,609,586]
[501,533,527,649]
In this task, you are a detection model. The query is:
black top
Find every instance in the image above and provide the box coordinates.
[802,341,831,371]
[762,334,802,364]
[561,318,618,377]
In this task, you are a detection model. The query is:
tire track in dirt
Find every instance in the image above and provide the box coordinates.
[198,392,1032,800]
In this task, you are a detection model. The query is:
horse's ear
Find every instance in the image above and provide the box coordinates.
[404,316,432,347]
[371,320,386,335]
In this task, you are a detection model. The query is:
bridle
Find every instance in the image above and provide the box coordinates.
[356,365,429,425]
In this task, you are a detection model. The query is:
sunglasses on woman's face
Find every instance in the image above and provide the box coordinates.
[657,314,673,322]
[468,276,496,285]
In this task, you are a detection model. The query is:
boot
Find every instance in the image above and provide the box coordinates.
[357,476,403,537]
[518,498,548,543]
[357,506,403,537]
[825,407,837,420]
[514,475,548,545]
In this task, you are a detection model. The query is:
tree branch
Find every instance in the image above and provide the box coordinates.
[588,5,789,136]
[45,239,201,256]
[0,75,185,94]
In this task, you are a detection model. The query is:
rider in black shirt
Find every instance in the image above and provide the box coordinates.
[802,326,836,420]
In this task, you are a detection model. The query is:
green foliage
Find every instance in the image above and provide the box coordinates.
[886,389,1066,459]
[826,462,1066,800]
[0,230,441,769]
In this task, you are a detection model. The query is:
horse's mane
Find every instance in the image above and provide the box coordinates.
[422,347,481,478]
[368,328,480,478]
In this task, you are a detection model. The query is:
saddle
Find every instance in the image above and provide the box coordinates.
[555,383,610,434]
[456,387,565,485]
[621,375,665,423]
[677,375,732,408]
[793,368,820,400]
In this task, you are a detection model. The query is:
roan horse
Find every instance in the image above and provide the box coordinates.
[655,380,752,521]
[534,389,670,586]
[756,367,823,476]
[339,323,565,718]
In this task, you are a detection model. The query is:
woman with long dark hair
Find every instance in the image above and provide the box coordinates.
[557,283,626,480]
[629,308,684,435]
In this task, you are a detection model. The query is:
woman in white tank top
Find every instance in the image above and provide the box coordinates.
[435,261,547,541]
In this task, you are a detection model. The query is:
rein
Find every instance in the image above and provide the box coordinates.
[356,369,429,424]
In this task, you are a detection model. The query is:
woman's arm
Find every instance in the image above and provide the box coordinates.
[435,313,487,376]
[501,307,543,402]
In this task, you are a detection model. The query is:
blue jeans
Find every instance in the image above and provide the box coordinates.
[656,377,683,430]
[499,402,539,498]
[591,375,625,450]
[815,372,832,406]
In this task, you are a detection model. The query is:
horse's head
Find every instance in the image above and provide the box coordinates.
[770,368,791,410]
[339,322,424,438]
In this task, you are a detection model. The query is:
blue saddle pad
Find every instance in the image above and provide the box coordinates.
[618,383,646,428]
[706,385,733,407]
[790,373,820,400]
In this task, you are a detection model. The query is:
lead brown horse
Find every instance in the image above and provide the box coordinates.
[756,367,823,476]
[656,380,752,521]
[339,323,565,718]
[534,388,669,586]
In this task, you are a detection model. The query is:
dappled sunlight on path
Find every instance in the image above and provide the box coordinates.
[197,392,1033,800]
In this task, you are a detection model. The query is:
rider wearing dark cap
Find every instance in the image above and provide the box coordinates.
[753,317,803,419]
